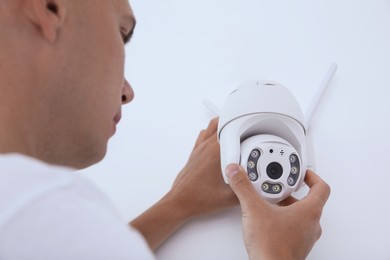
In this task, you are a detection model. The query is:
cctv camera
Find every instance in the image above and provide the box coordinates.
[217,80,307,203]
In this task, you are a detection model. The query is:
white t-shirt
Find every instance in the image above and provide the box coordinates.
[0,154,155,260]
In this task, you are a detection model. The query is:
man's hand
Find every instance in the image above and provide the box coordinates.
[130,118,238,250]
[166,117,239,218]
[226,164,331,260]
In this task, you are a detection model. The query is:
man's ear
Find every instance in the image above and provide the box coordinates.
[24,0,66,43]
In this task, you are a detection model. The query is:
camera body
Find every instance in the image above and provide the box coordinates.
[217,80,307,203]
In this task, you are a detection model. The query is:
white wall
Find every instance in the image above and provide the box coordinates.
[80,0,390,259]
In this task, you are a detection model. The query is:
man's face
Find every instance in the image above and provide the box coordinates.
[40,0,136,168]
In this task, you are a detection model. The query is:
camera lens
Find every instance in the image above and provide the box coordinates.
[266,162,283,179]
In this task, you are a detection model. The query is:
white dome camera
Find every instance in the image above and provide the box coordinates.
[214,64,337,203]
[217,81,307,203]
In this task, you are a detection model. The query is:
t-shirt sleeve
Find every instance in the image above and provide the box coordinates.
[0,175,155,260]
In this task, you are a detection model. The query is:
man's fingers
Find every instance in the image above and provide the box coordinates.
[303,170,331,208]
[193,118,219,149]
[203,117,219,141]
[277,195,298,207]
[225,164,265,209]
[194,130,206,148]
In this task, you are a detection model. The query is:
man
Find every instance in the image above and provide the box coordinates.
[0,0,330,259]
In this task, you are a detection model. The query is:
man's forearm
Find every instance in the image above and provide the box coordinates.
[130,193,188,251]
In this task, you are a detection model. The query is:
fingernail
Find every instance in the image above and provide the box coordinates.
[225,164,240,178]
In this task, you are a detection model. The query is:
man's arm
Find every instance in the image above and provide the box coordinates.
[130,118,238,250]
[129,193,189,251]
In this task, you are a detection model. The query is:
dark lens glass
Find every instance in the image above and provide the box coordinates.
[266,162,283,179]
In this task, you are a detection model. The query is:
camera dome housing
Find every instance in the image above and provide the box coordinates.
[218,80,307,203]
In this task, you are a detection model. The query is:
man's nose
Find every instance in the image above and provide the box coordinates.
[122,79,134,105]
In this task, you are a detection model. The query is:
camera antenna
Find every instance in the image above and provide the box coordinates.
[305,63,338,132]
[202,98,221,117]
[305,63,337,171]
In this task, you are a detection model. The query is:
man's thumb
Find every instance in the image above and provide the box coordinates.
[225,164,259,205]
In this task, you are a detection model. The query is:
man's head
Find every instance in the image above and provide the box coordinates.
[0,0,135,169]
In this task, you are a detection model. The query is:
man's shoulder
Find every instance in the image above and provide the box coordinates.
[0,153,112,226]
[0,153,75,185]
[0,154,155,260]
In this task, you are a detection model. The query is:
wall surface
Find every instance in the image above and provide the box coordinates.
[81,0,390,259]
